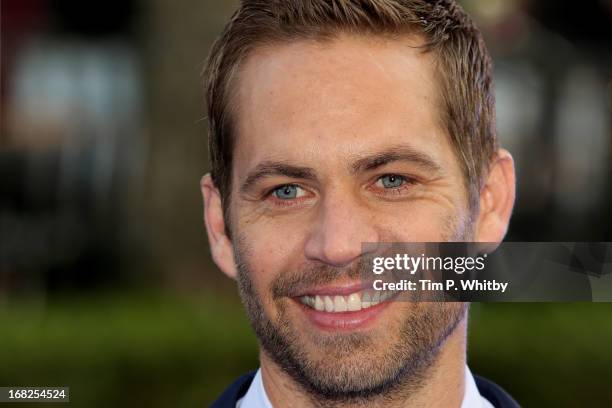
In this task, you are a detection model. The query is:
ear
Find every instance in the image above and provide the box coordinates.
[475,149,516,243]
[201,173,238,279]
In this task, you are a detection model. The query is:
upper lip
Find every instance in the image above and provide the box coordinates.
[292,280,375,297]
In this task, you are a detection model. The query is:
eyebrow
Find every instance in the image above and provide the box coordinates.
[350,145,443,175]
[239,144,443,193]
[240,162,317,193]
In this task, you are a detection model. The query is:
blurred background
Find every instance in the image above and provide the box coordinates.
[1,0,611,406]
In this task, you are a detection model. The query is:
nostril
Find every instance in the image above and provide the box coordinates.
[304,198,380,265]
[304,230,374,268]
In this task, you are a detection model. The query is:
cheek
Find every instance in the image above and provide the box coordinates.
[237,216,308,305]
[382,200,465,241]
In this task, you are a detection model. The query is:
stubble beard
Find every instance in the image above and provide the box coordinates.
[233,215,473,405]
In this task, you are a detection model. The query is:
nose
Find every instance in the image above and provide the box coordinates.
[304,189,380,267]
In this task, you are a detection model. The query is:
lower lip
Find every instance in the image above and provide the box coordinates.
[295,298,394,332]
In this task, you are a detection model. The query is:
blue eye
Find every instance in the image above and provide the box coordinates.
[379,175,405,188]
[272,185,303,200]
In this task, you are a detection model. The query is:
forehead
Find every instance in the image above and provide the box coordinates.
[232,34,452,178]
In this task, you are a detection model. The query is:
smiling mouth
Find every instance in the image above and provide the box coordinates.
[298,289,395,313]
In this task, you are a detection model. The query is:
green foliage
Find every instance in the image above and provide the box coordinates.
[1,295,610,407]
[0,292,258,407]
[468,303,612,408]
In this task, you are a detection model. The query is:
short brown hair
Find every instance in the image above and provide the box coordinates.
[203,0,497,216]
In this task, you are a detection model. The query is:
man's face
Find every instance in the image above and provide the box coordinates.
[228,34,472,399]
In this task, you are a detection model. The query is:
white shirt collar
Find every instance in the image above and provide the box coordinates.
[463,365,495,408]
[237,365,494,408]
[236,369,272,408]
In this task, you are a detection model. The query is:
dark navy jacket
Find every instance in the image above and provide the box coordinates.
[210,371,520,408]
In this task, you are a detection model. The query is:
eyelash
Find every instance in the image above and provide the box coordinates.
[372,175,417,196]
[264,174,417,207]
[264,184,310,207]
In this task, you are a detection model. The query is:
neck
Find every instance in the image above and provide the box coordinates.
[259,317,468,408]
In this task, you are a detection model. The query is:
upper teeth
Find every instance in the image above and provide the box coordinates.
[299,290,393,313]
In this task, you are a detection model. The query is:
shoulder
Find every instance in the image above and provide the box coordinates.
[210,371,257,408]
[474,375,521,408]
